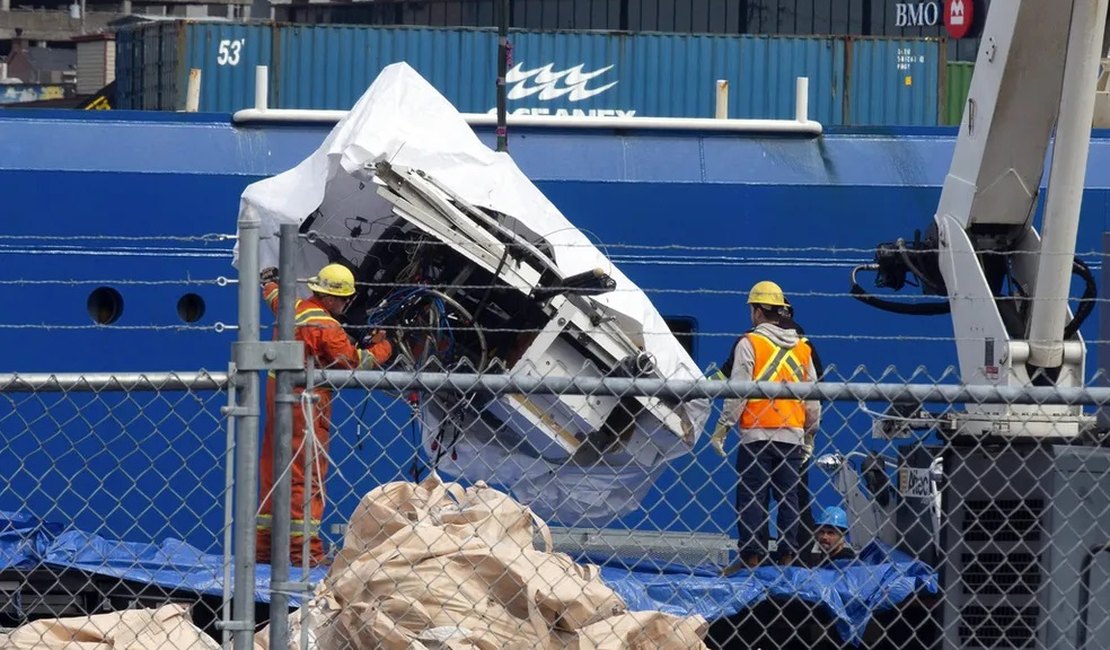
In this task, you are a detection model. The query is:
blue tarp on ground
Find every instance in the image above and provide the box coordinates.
[588,544,939,644]
[1,511,937,645]
[0,511,328,605]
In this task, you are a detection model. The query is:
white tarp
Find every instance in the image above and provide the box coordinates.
[234,62,709,525]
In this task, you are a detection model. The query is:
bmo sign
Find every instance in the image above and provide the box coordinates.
[894,0,976,37]
[944,0,974,38]
[895,2,940,27]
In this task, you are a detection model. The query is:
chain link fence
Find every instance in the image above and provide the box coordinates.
[2,218,1109,650]
[0,371,235,645]
[230,217,1110,650]
[248,365,1104,650]
[4,363,1108,649]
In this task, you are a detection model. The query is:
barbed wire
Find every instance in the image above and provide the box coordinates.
[297,231,1110,258]
[3,231,1106,261]
[289,278,1103,302]
[0,246,233,259]
[0,233,237,243]
[2,275,1095,304]
[0,278,236,286]
[0,323,234,332]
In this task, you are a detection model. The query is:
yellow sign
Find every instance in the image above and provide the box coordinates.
[83,94,111,110]
[78,81,115,110]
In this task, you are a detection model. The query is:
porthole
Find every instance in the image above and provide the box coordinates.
[87,287,124,325]
[177,293,206,323]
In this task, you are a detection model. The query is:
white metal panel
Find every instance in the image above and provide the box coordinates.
[76,40,110,95]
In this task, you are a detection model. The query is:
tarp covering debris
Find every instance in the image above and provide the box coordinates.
[254,478,711,649]
[232,61,710,527]
[0,603,219,650]
[1,506,937,645]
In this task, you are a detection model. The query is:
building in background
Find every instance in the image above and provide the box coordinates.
[0,0,254,101]
[4,29,75,82]
[0,0,252,105]
[73,30,110,92]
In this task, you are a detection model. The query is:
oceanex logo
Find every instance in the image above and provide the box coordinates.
[495,62,634,117]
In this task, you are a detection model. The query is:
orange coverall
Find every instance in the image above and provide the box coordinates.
[255,281,392,566]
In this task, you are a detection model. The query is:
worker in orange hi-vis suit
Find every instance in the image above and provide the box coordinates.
[255,263,393,567]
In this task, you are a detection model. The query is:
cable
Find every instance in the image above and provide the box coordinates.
[1065,257,1098,339]
[852,254,1100,337]
[849,265,952,316]
[897,238,946,295]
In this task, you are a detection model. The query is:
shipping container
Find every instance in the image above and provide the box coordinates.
[118,22,942,125]
[844,37,942,126]
[275,27,846,122]
[943,61,973,125]
[275,25,497,111]
[116,21,273,112]
[277,0,989,62]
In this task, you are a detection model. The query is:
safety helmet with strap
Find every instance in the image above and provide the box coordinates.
[747,280,787,308]
[307,263,356,297]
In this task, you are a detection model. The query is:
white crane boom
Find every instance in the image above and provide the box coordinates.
[859,0,1107,438]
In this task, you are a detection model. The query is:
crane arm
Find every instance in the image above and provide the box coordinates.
[855,0,1107,438]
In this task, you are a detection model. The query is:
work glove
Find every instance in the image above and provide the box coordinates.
[260,267,279,285]
[710,422,731,457]
[361,329,394,367]
[361,329,388,347]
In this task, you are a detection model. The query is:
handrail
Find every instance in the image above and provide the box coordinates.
[232,66,823,135]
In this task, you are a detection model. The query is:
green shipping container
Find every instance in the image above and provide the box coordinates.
[944,61,974,126]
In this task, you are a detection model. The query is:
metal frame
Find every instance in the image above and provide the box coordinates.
[309,368,1110,405]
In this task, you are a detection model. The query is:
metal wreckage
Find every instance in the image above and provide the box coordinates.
[238,62,710,526]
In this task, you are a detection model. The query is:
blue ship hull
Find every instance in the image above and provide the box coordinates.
[3,110,1108,552]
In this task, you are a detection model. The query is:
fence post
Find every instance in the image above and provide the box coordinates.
[232,207,262,650]
[221,364,238,650]
[268,223,299,650]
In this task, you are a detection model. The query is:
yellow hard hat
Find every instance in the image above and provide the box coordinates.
[747,280,787,307]
[307,263,356,297]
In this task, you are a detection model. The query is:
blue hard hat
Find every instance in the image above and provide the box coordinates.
[816,506,849,530]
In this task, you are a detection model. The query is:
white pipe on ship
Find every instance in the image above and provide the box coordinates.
[185,68,201,113]
[255,65,268,111]
[233,71,822,135]
[715,79,729,119]
[795,76,810,123]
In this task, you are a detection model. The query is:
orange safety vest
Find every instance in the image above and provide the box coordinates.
[740,331,813,430]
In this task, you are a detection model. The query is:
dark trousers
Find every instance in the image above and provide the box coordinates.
[796,456,817,559]
[736,440,804,559]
